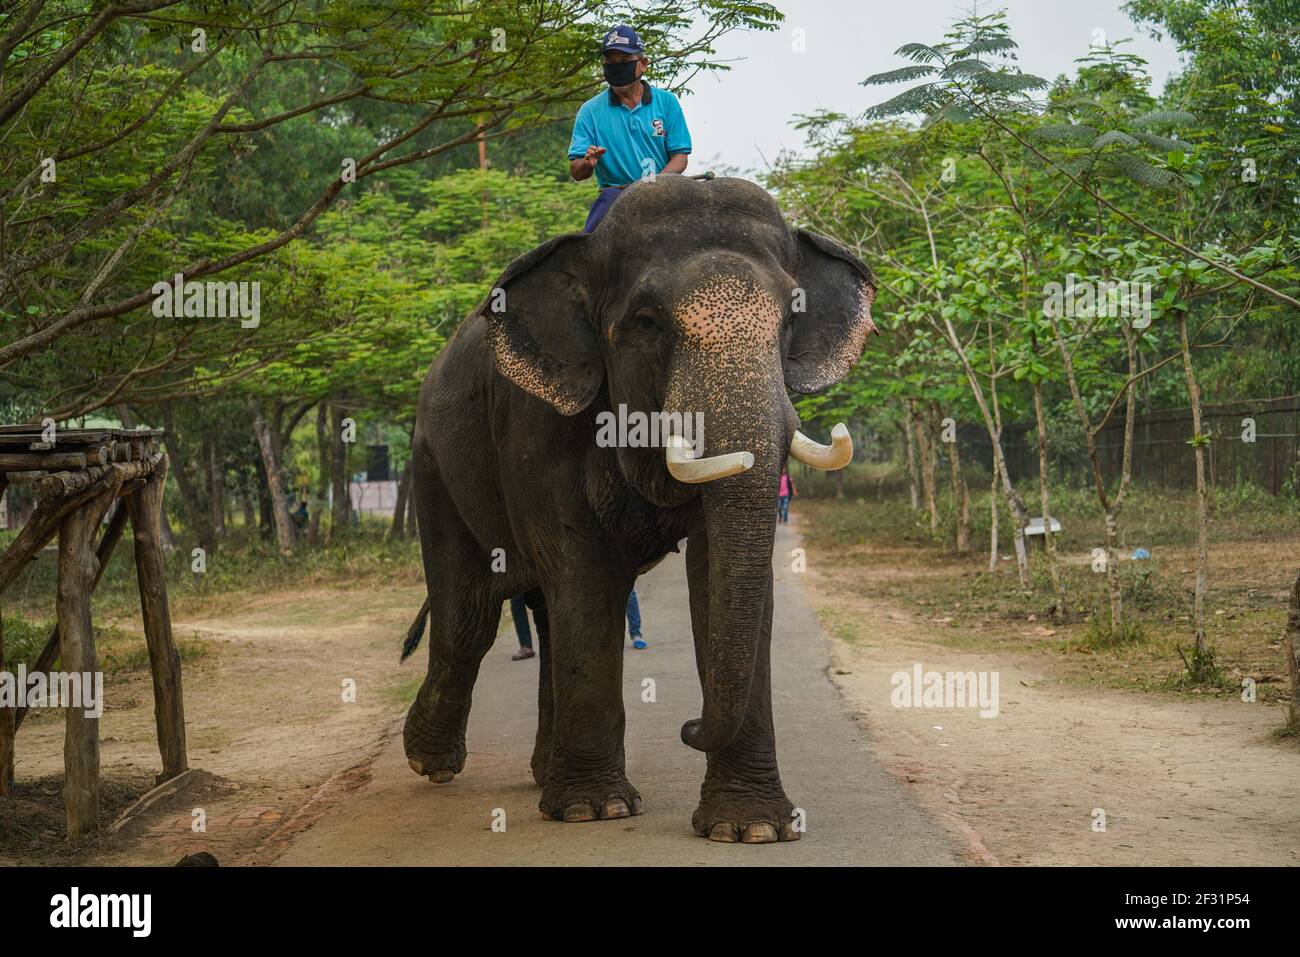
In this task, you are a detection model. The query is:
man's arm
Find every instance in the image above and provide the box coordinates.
[662,153,688,175]
[570,145,606,181]
[568,105,604,182]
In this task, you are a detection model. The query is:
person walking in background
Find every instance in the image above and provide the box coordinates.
[512,589,646,656]
[626,588,647,649]
[509,595,535,660]
[777,468,796,524]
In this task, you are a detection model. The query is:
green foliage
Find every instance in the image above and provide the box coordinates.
[0,0,782,417]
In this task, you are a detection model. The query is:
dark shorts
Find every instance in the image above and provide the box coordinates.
[583,186,624,233]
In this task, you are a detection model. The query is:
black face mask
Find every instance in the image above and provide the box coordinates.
[603,59,639,88]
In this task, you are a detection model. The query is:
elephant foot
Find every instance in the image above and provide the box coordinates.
[539,776,643,823]
[692,792,800,844]
[407,757,459,784]
[403,716,466,784]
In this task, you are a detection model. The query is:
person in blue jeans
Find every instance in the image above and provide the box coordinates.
[510,589,646,659]
[626,589,647,649]
[509,595,536,660]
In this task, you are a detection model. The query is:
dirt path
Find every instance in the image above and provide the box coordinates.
[272,524,960,866]
[2,582,422,865]
[7,524,958,866]
[802,528,1300,867]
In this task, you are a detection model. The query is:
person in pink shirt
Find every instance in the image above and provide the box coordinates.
[777,468,796,524]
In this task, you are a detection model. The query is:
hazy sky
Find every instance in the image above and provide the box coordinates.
[672,0,1185,175]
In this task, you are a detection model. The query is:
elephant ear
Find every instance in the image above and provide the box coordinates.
[484,233,602,415]
[784,229,878,394]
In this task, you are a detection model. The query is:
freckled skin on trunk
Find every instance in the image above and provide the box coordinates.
[400,175,875,843]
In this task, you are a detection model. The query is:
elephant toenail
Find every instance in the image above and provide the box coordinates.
[707,822,741,843]
[427,769,455,784]
[741,823,779,844]
[563,803,597,823]
[602,799,631,819]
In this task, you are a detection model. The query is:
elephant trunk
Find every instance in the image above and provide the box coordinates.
[680,470,780,754]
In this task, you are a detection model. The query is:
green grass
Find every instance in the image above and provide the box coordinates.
[0,612,210,672]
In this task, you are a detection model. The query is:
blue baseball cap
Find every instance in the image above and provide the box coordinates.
[601,25,644,55]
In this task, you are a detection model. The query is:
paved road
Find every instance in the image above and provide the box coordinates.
[275,523,959,866]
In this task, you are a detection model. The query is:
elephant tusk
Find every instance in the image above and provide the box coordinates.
[789,423,853,470]
[664,435,754,484]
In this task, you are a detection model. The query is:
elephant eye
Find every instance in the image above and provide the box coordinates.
[631,308,661,333]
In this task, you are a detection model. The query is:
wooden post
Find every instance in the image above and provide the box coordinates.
[57,488,112,841]
[0,604,13,796]
[15,496,132,732]
[0,476,10,794]
[125,454,188,783]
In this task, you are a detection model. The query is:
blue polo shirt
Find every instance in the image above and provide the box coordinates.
[568,84,692,187]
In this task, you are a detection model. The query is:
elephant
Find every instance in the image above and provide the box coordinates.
[399,174,876,843]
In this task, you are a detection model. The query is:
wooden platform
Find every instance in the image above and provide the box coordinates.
[0,426,187,841]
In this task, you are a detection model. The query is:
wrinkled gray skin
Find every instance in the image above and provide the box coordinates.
[403,175,876,843]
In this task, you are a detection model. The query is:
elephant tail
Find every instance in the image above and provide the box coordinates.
[400,597,431,661]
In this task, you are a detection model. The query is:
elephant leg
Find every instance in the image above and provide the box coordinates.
[403,451,500,783]
[403,582,499,783]
[537,568,642,822]
[685,526,798,843]
[526,589,552,787]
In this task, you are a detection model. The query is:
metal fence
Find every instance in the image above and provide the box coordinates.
[984,395,1300,494]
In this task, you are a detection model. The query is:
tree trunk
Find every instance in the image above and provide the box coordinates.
[990,421,1032,591]
[255,457,273,538]
[1105,510,1123,629]
[309,403,329,545]
[946,428,971,554]
[249,401,295,555]
[988,462,999,572]
[1033,379,1066,617]
[160,403,214,553]
[1047,312,1138,632]
[1285,568,1299,732]
[205,434,226,542]
[389,458,411,541]
[159,507,177,549]
[910,401,939,536]
[900,417,920,510]
[330,403,351,536]
[930,314,1030,588]
[1179,314,1210,654]
[239,472,256,532]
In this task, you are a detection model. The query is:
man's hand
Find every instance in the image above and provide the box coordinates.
[570,145,606,181]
